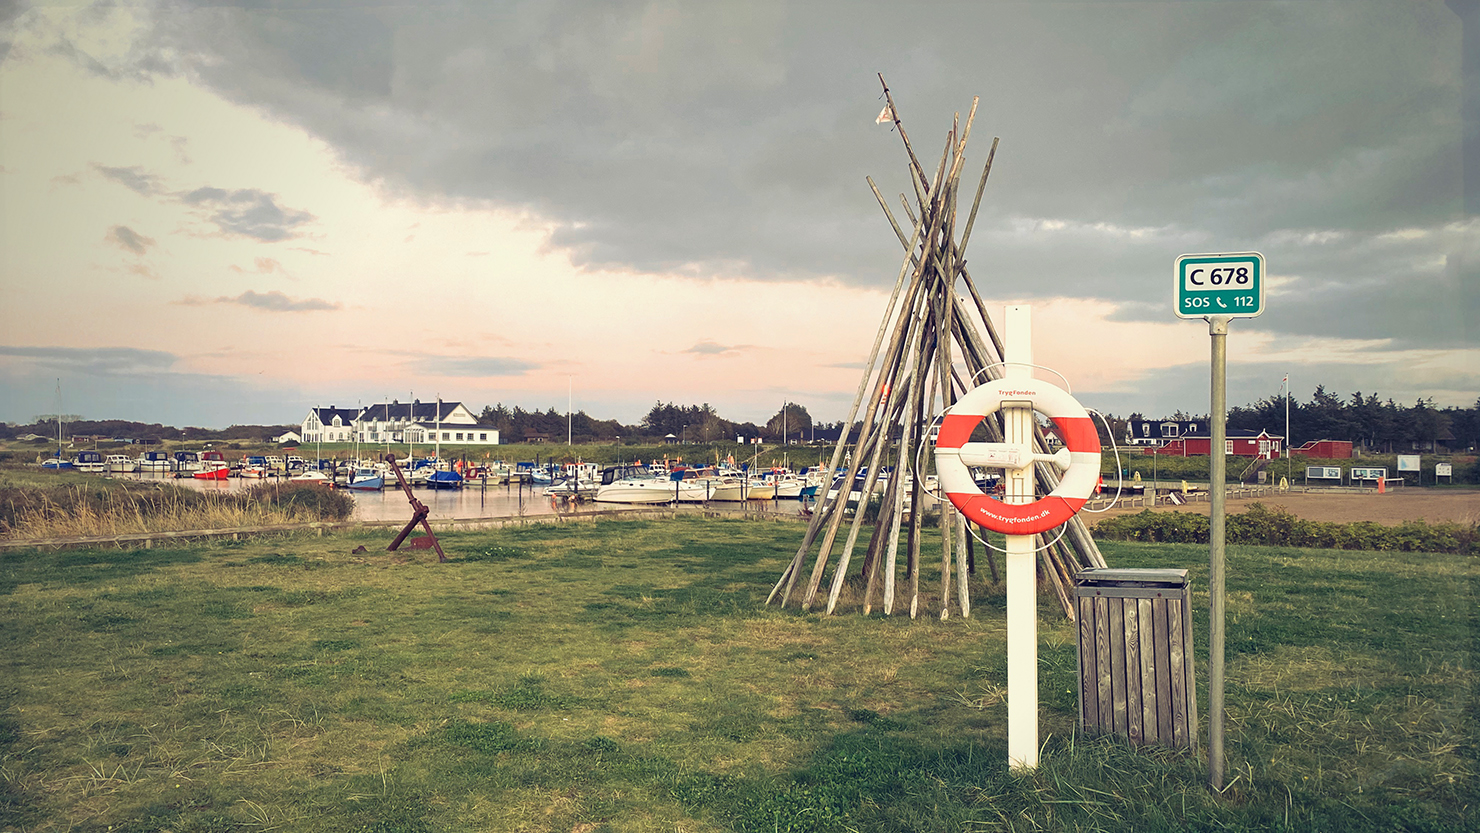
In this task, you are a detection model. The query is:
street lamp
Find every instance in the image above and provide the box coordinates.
[682,425,688,444]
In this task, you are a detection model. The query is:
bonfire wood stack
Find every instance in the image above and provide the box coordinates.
[766,78,1106,619]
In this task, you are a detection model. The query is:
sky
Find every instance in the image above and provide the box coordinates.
[1,0,1475,431]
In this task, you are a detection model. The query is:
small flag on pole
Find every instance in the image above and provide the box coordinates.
[876,105,894,125]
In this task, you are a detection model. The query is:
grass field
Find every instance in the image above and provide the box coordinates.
[1,517,1474,832]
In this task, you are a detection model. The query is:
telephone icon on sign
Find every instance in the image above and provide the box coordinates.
[1216,298,1227,309]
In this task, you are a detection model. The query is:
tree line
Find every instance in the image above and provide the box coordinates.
[1103,387,1477,453]
[0,418,295,444]
[476,401,835,445]
[6,388,1475,452]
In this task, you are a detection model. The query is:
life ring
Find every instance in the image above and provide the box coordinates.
[934,378,1101,535]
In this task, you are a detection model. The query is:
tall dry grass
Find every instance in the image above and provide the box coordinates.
[0,480,353,539]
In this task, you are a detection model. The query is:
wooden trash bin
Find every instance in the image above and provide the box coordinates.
[1074,568,1198,750]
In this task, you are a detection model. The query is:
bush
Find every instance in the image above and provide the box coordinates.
[246,482,354,521]
[1092,503,1477,554]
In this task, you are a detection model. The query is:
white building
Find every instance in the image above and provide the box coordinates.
[299,400,500,446]
[301,406,361,444]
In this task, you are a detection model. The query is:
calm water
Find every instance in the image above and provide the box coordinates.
[115,472,800,522]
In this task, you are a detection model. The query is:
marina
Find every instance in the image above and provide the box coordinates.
[101,467,817,523]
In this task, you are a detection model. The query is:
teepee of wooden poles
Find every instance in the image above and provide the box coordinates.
[766,77,1107,620]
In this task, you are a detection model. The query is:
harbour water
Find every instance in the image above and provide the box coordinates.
[116,472,804,522]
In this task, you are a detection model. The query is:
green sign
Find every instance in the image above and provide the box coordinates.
[1175,252,1265,319]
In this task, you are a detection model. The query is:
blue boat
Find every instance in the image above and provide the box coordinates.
[41,453,73,470]
[426,470,464,490]
[344,467,385,490]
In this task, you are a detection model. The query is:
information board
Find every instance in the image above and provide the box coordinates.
[1306,466,1341,480]
[1397,455,1421,472]
[1436,463,1453,477]
[1350,467,1387,481]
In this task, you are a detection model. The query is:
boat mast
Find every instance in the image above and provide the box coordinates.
[54,379,64,463]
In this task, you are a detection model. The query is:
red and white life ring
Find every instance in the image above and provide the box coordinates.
[934,378,1101,535]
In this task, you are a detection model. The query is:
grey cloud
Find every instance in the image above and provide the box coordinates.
[95,164,165,196]
[108,225,154,255]
[409,356,540,377]
[182,187,314,241]
[0,345,178,376]
[682,341,745,356]
[217,290,339,312]
[94,159,315,242]
[81,1,1468,355]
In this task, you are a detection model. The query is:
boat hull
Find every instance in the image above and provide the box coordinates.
[595,480,680,504]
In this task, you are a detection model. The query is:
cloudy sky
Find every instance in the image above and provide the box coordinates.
[1,0,1474,430]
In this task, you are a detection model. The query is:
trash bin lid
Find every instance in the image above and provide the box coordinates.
[1075,567,1188,588]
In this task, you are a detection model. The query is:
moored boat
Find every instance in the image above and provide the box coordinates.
[137,450,171,472]
[238,455,269,478]
[426,470,464,490]
[72,451,106,473]
[193,466,229,481]
[288,469,331,485]
[172,451,202,473]
[343,468,385,490]
[106,454,138,473]
[594,465,680,504]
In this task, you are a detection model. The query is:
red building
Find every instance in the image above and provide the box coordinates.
[1148,429,1283,460]
[1291,439,1353,459]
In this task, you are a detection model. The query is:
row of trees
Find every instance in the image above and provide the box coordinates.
[7,389,1476,451]
[0,418,294,444]
[476,401,826,445]
[1101,390,1476,453]
[1225,387,1474,452]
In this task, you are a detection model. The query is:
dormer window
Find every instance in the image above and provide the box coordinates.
[332,416,342,427]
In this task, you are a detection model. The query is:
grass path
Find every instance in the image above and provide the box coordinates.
[1,517,1474,832]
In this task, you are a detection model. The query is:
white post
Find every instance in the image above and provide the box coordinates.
[1004,305,1039,770]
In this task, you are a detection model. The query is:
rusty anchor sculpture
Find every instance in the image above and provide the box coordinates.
[384,453,446,562]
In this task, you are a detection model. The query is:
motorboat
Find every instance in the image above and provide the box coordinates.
[745,477,777,500]
[72,451,106,473]
[41,454,73,470]
[343,468,385,490]
[544,477,600,499]
[594,465,683,504]
[426,470,464,490]
[172,451,202,473]
[137,450,171,472]
[288,470,331,485]
[106,454,137,473]
[705,475,749,501]
[193,466,229,481]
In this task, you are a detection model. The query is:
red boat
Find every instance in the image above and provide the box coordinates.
[193,466,229,481]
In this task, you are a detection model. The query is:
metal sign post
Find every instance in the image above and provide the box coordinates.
[1207,315,1228,791]
[1175,251,1265,793]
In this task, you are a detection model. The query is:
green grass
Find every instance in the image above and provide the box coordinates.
[1,518,1474,831]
